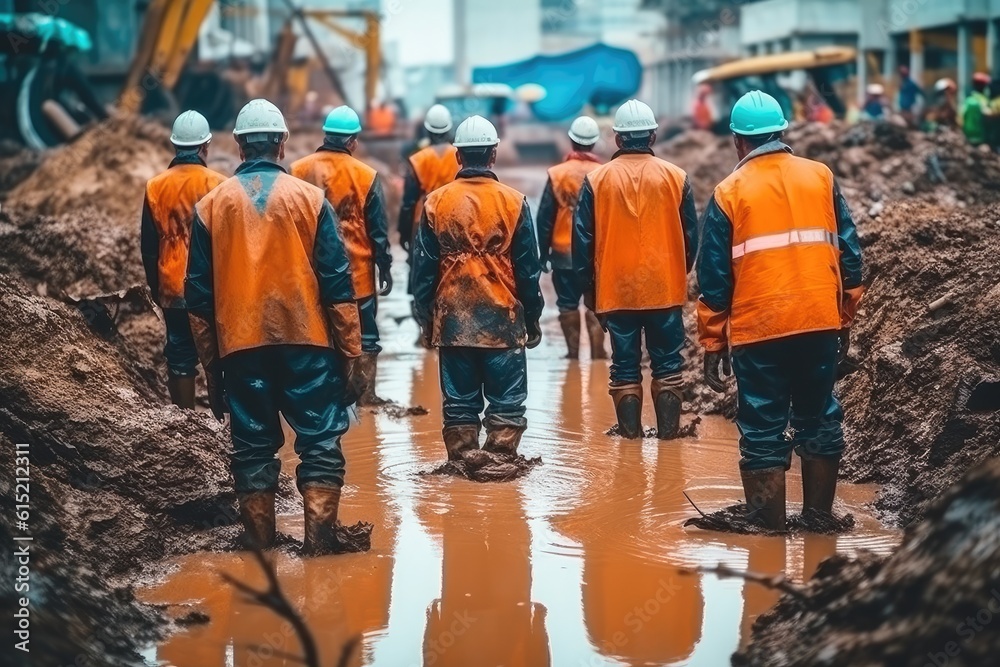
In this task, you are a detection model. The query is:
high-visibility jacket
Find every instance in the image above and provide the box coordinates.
[410,169,543,349]
[290,149,391,300]
[573,152,698,314]
[536,152,602,269]
[185,160,355,358]
[697,144,864,351]
[140,157,225,308]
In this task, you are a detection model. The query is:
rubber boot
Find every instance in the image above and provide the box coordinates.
[483,422,525,457]
[237,491,276,549]
[651,376,683,440]
[584,311,608,360]
[740,467,786,531]
[167,373,196,409]
[302,484,342,556]
[443,424,480,461]
[356,352,381,406]
[801,457,840,514]
[609,383,643,439]
[558,310,581,359]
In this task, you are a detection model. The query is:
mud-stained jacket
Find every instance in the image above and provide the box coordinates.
[185,159,355,358]
[536,151,603,270]
[411,167,543,348]
[290,145,391,300]
[696,142,864,352]
[573,149,699,314]
[140,154,226,308]
[397,141,460,248]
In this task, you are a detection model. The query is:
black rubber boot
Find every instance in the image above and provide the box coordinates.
[558,310,581,359]
[651,376,683,440]
[740,466,786,531]
[609,383,643,439]
[167,373,196,409]
[443,424,480,461]
[237,491,276,549]
[801,457,840,514]
[356,352,383,406]
[584,311,608,360]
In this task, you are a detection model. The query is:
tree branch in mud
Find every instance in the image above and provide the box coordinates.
[680,563,807,599]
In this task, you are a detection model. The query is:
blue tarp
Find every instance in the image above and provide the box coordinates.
[472,43,642,122]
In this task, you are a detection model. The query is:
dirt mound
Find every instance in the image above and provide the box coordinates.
[839,202,1000,525]
[0,273,241,663]
[734,456,1000,667]
[7,116,174,224]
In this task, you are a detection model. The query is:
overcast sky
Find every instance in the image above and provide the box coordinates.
[382,0,454,66]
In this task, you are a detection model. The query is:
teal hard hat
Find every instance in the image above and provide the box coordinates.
[730,90,789,136]
[322,105,362,135]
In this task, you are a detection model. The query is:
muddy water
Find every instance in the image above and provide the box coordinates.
[140,167,899,667]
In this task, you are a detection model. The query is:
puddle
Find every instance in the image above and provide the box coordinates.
[139,169,900,667]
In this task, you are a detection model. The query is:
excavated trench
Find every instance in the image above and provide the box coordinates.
[0,118,997,666]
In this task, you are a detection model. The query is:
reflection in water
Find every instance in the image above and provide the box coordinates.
[140,252,900,667]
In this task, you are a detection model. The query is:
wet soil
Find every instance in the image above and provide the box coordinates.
[424,451,543,482]
[685,504,856,536]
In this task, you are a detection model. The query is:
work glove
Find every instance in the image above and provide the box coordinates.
[342,357,366,406]
[525,320,542,349]
[378,268,393,296]
[704,350,732,394]
[838,328,851,365]
[205,362,228,421]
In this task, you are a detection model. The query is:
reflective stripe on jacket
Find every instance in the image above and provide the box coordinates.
[538,152,602,268]
[574,152,695,314]
[186,160,354,358]
[141,158,225,308]
[697,144,863,351]
[411,169,543,349]
[290,149,390,299]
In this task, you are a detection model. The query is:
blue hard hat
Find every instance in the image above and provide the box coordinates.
[730,90,789,136]
[322,105,362,135]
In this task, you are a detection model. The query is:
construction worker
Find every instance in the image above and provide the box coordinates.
[536,115,606,360]
[140,110,226,409]
[861,83,889,120]
[962,73,992,145]
[186,99,363,554]
[411,115,543,463]
[697,90,864,530]
[573,99,699,441]
[290,105,392,406]
[926,78,959,131]
[897,65,925,127]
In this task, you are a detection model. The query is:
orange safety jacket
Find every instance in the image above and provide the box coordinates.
[140,157,226,308]
[573,152,698,314]
[537,152,602,268]
[411,169,544,348]
[696,145,864,351]
[401,143,460,235]
[186,160,355,358]
[290,149,390,300]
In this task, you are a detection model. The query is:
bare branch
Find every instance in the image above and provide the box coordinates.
[680,562,806,599]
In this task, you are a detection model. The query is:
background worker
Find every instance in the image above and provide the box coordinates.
[411,115,543,464]
[961,73,992,146]
[140,110,226,409]
[860,83,889,121]
[398,104,460,346]
[186,99,363,555]
[536,115,606,360]
[897,65,925,127]
[573,99,699,441]
[697,90,864,531]
[291,105,392,406]
[926,78,959,131]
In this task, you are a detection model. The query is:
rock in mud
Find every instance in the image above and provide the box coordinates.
[735,457,1000,667]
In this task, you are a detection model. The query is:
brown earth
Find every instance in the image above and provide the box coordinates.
[734,457,1000,667]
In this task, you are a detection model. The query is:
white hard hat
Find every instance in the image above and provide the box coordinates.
[233,98,288,140]
[867,83,885,96]
[170,110,211,147]
[453,115,499,147]
[612,99,657,133]
[424,104,454,134]
[568,115,600,145]
[935,77,956,92]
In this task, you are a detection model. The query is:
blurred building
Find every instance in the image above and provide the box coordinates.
[453,0,542,83]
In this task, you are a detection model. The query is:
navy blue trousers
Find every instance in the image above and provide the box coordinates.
[439,347,528,429]
[552,269,583,312]
[359,296,381,354]
[605,308,686,384]
[162,308,199,377]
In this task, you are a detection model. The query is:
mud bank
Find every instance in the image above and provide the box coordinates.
[735,457,1000,667]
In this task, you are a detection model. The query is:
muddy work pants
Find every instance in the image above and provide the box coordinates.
[605,308,686,384]
[163,307,199,377]
[359,296,381,354]
[439,347,528,430]
[552,268,583,312]
[732,331,844,471]
[223,345,350,493]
